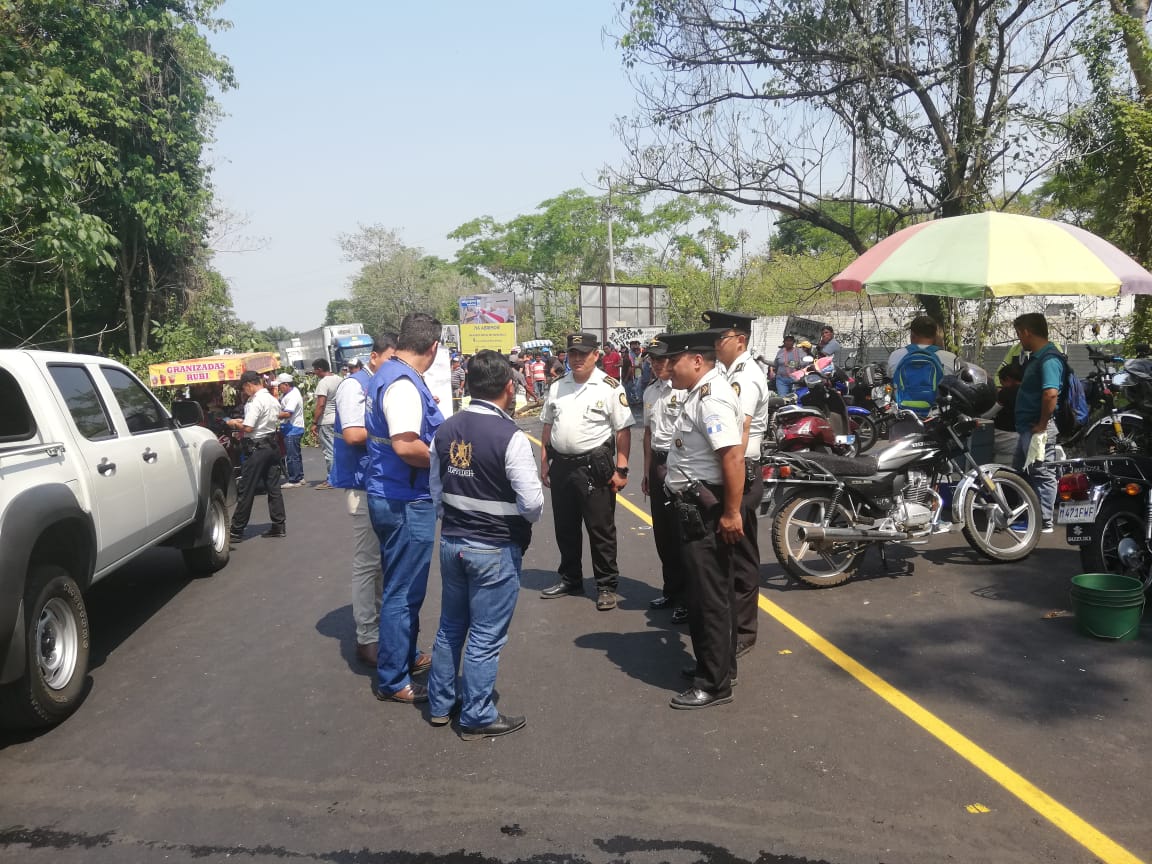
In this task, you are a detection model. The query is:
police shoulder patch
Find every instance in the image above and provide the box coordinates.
[619,392,629,407]
[605,376,621,389]
[700,383,711,397]
[733,362,745,374]
[731,381,741,396]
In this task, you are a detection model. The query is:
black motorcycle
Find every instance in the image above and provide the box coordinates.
[764,370,1041,587]
[1054,357,1152,583]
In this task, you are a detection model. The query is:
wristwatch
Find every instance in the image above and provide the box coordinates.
[615,466,629,477]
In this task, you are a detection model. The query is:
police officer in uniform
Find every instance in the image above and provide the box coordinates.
[539,332,634,611]
[641,335,688,623]
[228,369,287,542]
[703,310,770,658]
[662,332,744,709]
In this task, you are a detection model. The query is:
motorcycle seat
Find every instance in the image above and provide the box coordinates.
[800,452,879,477]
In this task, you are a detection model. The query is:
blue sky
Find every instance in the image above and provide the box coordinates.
[207,1,651,331]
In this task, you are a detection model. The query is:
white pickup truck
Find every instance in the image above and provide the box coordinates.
[0,350,234,727]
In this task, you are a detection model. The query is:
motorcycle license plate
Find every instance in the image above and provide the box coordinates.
[1065,524,1093,545]
[1056,501,1100,524]
[835,434,855,445]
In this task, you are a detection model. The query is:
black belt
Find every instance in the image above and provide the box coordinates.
[550,450,595,464]
[652,450,669,465]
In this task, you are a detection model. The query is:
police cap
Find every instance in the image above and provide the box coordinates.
[659,331,719,356]
[566,332,600,353]
[701,310,755,334]
[643,333,673,357]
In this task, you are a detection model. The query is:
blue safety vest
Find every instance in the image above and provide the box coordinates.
[365,359,443,501]
[328,368,372,490]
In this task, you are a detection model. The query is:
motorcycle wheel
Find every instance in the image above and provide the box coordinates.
[1079,498,1145,576]
[853,415,879,454]
[959,469,1041,562]
[1084,416,1144,456]
[771,493,864,587]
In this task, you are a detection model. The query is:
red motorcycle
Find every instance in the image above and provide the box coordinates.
[767,369,858,458]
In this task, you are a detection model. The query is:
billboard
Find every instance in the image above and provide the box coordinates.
[577,282,668,348]
[459,292,516,353]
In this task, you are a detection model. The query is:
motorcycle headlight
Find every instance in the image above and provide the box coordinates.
[1112,371,1131,389]
[805,372,823,387]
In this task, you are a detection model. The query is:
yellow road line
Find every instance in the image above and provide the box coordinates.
[523,428,1143,864]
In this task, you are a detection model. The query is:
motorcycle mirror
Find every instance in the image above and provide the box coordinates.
[802,355,814,364]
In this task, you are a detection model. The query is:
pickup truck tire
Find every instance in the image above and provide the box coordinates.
[0,565,90,728]
[181,487,230,575]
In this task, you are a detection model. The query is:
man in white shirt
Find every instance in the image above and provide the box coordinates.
[277,373,306,487]
[311,358,343,489]
[228,370,287,542]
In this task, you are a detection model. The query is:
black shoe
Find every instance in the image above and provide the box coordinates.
[735,639,756,659]
[460,713,526,741]
[372,682,427,704]
[1041,519,1054,534]
[679,665,738,687]
[649,596,671,609]
[670,605,689,625]
[596,590,617,611]
[670,687,733,710]
[228,531,244,546]
[540,581,584,599]
[262,526,286,539]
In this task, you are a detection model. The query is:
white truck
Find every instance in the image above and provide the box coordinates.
[279,324,372,371]
[0,350,234,727]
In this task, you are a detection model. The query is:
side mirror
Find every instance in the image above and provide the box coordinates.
[171,399,204,428]
[802,354,815,364]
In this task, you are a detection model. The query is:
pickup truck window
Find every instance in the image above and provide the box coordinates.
[101,367,168,434]
[47,365,115,441]
[0,368,36,443]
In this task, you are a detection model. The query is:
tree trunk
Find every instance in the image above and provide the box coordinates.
[120,229,138,354]
[63,271,74,353]
[1110,0,1152,101]
[140,245,155,351]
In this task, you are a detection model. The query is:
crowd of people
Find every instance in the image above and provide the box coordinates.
[221,308,1068,735]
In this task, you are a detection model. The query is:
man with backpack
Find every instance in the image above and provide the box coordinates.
[1012,313,1065,534]
[887,316,960,417]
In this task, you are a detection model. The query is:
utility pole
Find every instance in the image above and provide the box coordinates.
[606,182,617,282]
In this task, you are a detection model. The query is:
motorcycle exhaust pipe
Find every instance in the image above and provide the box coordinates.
[798,526,910,542]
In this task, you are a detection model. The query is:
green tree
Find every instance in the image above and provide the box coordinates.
[338,225,485,333]
[0,0,234,354]
[323,299,356,326]
[616,0,1091,334]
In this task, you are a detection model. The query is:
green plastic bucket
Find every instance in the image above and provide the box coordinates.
[1069,573,1146,641]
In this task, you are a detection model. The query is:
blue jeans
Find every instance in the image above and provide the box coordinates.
[775,376,794,396]
[367,495,435,695]
[1012,418,1058,523]
[283,432,304,482]
[427,537,521,728]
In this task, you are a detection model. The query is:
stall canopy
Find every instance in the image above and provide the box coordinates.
[148,352,278,387]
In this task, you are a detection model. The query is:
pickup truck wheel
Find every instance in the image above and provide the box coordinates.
[182,487,230,575]
[0,565,90,728]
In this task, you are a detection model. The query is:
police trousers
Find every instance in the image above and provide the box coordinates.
[648,451,685,602]
[732,467,764,644]
[680,491,737,695]
[549,457,619,592]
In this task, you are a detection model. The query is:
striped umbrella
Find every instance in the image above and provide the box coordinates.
[832,212,1152,298]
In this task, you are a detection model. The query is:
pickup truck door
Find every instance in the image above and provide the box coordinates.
[97,366,198,536]
[46,363,149,571]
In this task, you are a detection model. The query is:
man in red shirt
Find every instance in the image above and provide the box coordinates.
[601,343,622,380]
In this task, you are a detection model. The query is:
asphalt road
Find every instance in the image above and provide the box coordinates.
[1,417,1150,864]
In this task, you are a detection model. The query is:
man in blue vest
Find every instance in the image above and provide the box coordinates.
[365,313,444,705]
[328,332,397,667]
[426,350,543,739]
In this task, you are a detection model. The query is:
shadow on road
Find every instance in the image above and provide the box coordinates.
[573,628,692,691]
[314,604,370,676]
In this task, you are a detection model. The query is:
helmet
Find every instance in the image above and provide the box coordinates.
[937,363,996,415]
[1119,358,1152,408]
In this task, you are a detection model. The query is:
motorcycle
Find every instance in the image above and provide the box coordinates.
[769,367,858,457]
[1053,357,1152,583]
[763,368,1041,587]
[1078,348,1145,456]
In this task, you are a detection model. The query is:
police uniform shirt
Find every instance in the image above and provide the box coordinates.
[666,368,742,491]
[642,378,684,452]
[722,349,771,458]
[541,366,634,455]
[243,388,282,437]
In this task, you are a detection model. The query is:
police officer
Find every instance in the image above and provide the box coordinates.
[227,369,287,542]
[703,310,771,658]
[539,332,634,611]
[641,335,688,624]
[661,331,744,709]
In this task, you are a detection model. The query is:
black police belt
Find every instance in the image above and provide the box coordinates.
[651,449,669,465]
[547,438,612,466]
[242,434,277,453]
